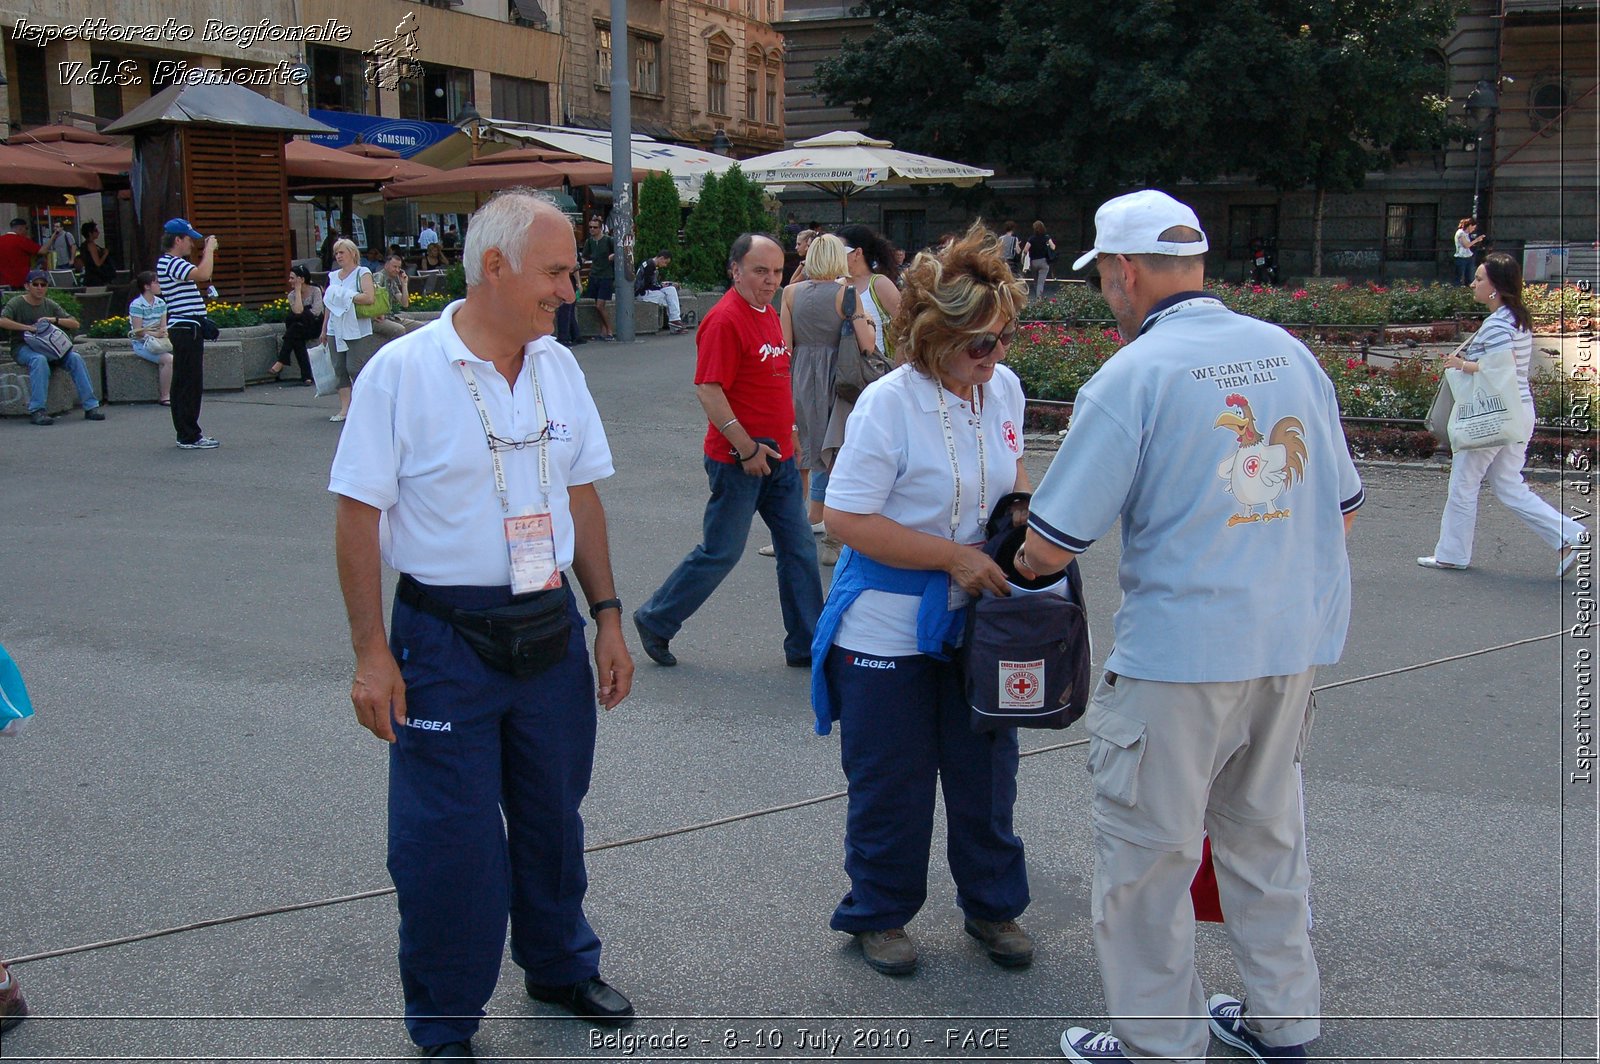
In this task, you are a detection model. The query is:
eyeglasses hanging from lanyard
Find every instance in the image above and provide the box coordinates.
[456,358,551,513]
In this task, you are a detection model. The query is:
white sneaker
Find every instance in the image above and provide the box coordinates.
[1416,555,1466,570]
[176,436,220,450]
[757,544,776,557]
[811,521,826,535]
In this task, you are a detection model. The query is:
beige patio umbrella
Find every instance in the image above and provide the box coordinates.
[735,130,994,210]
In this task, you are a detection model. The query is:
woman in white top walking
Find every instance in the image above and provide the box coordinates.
[1419,251,1587,575]
[320,239,377,422]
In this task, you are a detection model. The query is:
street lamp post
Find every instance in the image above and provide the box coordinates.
[1465,80,1499,223]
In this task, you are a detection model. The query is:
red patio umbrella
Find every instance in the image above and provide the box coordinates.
[6,124,131,180]
[0,144,103,194]
[5,124,116,146]
[286,139,441,188]
[382,147,650,199]
[11,141,131,178]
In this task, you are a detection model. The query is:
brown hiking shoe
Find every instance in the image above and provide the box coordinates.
[964,917,1035,968]
[0,960,28,1033]
[856,928,917,976]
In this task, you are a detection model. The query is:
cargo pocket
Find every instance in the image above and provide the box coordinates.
[1085,705,1146,809]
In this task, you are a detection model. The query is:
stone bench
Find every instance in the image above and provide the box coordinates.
[575,298,664,337]
[92,339,246,403]
[224,324,287,384]
[1,346,104,416]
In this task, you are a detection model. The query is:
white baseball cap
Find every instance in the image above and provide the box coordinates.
[1072,190,1209,271]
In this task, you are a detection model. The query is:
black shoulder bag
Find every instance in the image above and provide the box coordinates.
[960,492,1091,732]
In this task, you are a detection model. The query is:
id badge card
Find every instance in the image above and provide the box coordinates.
[505,511,562,594]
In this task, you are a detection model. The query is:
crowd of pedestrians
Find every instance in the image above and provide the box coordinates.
[4,186,1588,1064]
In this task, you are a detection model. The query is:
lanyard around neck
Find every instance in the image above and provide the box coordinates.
[455,357,549,513]
[935,380,986,542]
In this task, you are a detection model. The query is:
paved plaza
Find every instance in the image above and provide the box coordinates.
[2,329,1595,1063]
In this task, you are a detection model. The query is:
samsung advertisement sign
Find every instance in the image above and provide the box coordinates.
[307,110,457,157]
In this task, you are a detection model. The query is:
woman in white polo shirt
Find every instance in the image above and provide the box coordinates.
[810,223,1035,977]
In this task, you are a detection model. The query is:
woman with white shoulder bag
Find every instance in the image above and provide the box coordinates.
[1418,251,1588,575]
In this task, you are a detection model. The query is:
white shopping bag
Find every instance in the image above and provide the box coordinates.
[1445,347,1531,451]
[307,343,338,397]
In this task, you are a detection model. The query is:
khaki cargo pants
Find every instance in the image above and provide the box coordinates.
[1084,669,1320,1061]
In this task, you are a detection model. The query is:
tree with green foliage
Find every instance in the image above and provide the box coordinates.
[719,163,776,238]
[679,165,781,288]
[817,0,1461,271]
[681,171,728,288]
[635,171,684,280]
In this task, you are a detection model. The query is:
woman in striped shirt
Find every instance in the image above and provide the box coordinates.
[1419,251,1588,575]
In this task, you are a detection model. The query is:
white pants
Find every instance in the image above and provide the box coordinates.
[1087,670,1321,1061]
[639,286,682,323]
[1432,404,1586,566]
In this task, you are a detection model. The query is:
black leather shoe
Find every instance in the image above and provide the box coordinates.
[84,406,105,421]
[420,1040,475,1059]
[525,975,635,1027]
[633,611,676,667]
[28,410,53,426]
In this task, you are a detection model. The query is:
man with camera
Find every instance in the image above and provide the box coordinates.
[0,269,103,425]
[156,218,218,450]
[633,234,822,669]
[330,190,635,1062]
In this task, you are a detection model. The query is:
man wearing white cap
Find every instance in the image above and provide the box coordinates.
[1014,190,1363,1063]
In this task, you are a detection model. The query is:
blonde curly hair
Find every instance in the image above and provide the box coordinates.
[890,221,1027,381]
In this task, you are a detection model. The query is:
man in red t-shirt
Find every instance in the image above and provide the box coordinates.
[634,233,823,668]
[0,219,43,288]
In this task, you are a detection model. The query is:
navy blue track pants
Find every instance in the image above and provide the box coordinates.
[388,581,602,1047]
[825,645,1029,932]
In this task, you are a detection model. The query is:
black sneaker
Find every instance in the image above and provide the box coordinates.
[28,410,53,426]
[632,611,676,666]
[420,1040,475,1059]
[1208,995,1309,1062]
[84,406,106,421]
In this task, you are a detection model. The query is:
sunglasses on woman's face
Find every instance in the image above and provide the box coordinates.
[968,325,1018,358]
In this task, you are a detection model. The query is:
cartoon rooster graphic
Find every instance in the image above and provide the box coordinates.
[1214,393,1307,520]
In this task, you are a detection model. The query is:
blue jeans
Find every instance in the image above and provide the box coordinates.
[13,346,100,413]
[637,455,823,661]
[809,467,829,504]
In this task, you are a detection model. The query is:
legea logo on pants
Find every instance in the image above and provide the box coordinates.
[849,654,896,671]
[406,717,453,732]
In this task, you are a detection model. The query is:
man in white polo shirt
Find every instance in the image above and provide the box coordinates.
[330,190,636,1061]
[1016,191,1363,1064]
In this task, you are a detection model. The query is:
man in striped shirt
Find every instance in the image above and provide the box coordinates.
[156,218,218,449]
